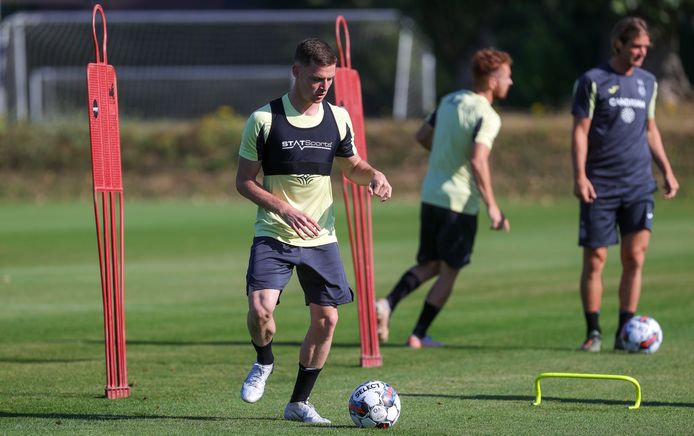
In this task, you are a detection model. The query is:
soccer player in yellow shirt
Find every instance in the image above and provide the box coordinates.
[377,49,512,348]
[236,38,391,424]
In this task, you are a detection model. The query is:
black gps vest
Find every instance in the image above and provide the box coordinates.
[256,98,354,176]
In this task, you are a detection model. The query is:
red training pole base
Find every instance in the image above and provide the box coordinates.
[360,355,383,368]
[105,386,130,399]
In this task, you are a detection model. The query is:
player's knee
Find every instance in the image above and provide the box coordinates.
[622,249,646,271]
[415,261,440,278]
[325,311,339,331]
[584,248,607,273]
[249,306,273,326]
[315,310,339,334]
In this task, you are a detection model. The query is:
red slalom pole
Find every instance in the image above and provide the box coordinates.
[335,16,382,368]
[87,4,130,399]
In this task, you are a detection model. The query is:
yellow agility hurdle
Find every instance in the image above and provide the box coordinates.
[533,372,642,410]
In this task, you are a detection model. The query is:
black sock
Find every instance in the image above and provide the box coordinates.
[412,301,441,338]
[252,340,274,365]
[617,311,635,338]
[386,270,422,311]
[584,312,601,336]
[290,364,322,403]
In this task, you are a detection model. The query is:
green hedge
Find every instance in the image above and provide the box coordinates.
[0,106,245,173]
[1,107,692,200]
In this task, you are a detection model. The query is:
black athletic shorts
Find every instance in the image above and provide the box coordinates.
[579,188,654,248]
[416,203,478,269]
[246,237,353,306]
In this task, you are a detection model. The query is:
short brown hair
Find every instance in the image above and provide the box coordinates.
[472,49,513,82]
[294,38,337,67]
[611,16,649,54]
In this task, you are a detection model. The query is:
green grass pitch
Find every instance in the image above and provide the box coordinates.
[1,198,693,434]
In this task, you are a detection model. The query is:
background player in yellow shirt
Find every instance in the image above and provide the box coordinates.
[377,49,512,348]
[236,38,391,424]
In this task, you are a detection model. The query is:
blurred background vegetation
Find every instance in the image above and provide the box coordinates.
[1,0,692,200]
[384,0,694,109]
[2,105,692,201]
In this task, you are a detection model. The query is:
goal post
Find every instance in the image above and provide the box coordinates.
[1,9,435,121]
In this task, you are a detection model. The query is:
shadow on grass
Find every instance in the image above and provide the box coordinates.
[0,411,283,422]
[76,339,575,352]
[0,358,97,364]
[378,343,577,352]
[83,339,325,347]
[401,393,694,408]
[0,412,356,428]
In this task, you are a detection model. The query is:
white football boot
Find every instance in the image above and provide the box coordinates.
[283,400,331,424]
[240,362,273,403]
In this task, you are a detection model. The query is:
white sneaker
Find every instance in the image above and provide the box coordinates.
[376,298,391,343]
[283,400,331,424]
[240,362,273,403]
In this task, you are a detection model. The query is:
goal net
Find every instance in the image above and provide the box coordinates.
[0,9,435,121]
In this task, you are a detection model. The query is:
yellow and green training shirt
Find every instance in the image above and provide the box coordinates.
[239,94,357,247]
[421,90,501,215]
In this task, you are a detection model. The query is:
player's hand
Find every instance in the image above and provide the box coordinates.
[663,172,679,199]
[280,207,322,239]
[488,205,510,232]
[574,176,597,203]
[368,171,392,202]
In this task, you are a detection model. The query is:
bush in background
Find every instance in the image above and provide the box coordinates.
[1,107,692,201]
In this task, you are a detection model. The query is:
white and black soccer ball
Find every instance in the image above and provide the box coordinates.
[620,315,663,353]
[348,380,401,428]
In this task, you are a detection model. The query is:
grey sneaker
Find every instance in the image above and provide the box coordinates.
[580,330,602,352]
[376,298,391,343]
[406,334,443,349]
[284,400,331,424]
[240,362,273,403]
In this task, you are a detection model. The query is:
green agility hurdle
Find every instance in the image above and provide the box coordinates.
[533,372,641,410]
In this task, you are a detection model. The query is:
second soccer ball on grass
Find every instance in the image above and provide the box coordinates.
[619,315,663,353]
[348,380,401,428]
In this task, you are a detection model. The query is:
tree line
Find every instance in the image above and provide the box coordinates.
[268,0,694,109]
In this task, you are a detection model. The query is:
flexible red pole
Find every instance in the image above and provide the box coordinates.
[116,192,128,395]
[360,186,379,361]
[92,5,107,65]
[342,179,359,278]
[101,192,116,392]
[88,4,130,398]
[335,14,382,367]
[352,186,368,350]
[363,190,379,355]
[94,192,112,390]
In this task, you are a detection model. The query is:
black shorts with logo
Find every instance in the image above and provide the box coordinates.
[416,203,478,269]
[579,185,655,248]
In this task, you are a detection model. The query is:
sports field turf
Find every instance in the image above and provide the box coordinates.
[1,198,692,434]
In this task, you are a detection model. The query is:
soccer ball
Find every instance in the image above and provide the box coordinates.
[619,315,663,353]
[348,380,401,428]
